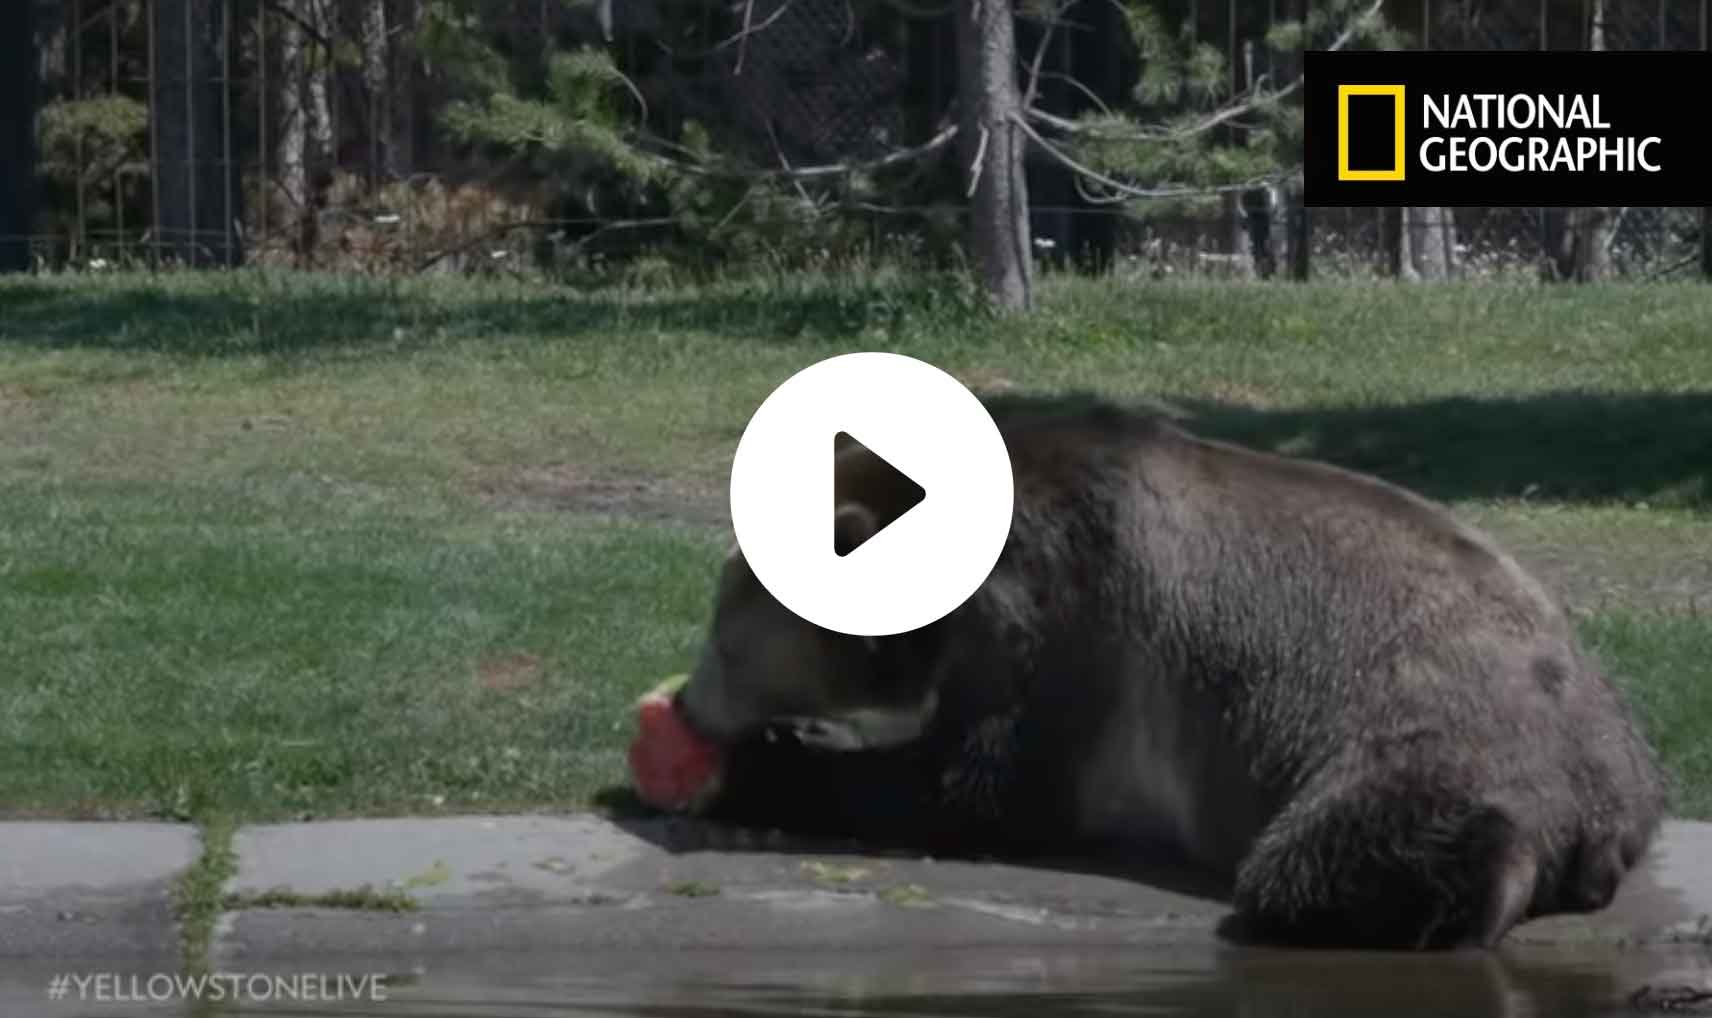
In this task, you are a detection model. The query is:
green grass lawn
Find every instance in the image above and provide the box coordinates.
[2,269,1710,824]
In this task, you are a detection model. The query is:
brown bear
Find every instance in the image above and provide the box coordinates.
[669,395,1668,950]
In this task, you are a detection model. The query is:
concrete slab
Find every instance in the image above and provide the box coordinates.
[216,813,1229,966]
[214,813,1712,970]
[0,822,200,961]
[226,814,654,908]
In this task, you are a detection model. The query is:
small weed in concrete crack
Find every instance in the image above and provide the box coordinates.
[223,885,420,912]
[173,814,238,979]
[801,860,872,885]
[879,884,936,908]
[664,880,720,898]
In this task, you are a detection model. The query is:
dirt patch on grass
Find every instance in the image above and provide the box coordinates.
[1471,511,1712,617]
[473,465,727,527]
[477,652,544,693]
[1203,381,1278,410]
[0,384,41,415]
[955,369,1019,395]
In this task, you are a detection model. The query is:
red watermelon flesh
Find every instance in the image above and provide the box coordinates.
[629,688,724,813]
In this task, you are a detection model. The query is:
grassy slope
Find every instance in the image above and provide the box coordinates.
[2,270,1709,821]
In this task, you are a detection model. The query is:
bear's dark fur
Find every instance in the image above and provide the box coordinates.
[675,396,1668,950]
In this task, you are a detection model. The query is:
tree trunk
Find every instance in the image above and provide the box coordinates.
[276,0,309,252]
[1242,187,1276,279]
[0,0,35,272]
[1408,207,1455,279]
[1701,206,1711,281]
[306,1,336,170]
[1546,0,1615,282]
[276,0,333,262]
[1282,0,1310,281]
[1541,207,1571,280]
[956,0,1032,311]
[361,0,414,184]
[1386,207,1454,279]
[1285,187,1310,281]
[1382,207,1416,280]
[389,0,419,180]
[361,0,388,184]
[1570,206,1618,281]
[152,0,242,265]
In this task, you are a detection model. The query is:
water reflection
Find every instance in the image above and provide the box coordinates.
[204,943,1711,1018]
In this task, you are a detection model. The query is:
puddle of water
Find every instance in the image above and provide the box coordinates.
[143,944,1712,1018]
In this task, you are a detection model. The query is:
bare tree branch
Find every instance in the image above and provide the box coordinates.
[1034,71,1115,117]
[1029,0,1385,144]
[735,0,758,74]
[712,186,762,234]
[765,121,817,205]
[1644,251,1700,280]
[645,124,959,182]
[261,0,334,50]
[1013,111,1289,201]
[653,0,801,60]
[871,0,957,17]
[608,68,649,124]
[965,126,990,198]
[1022,0,1079,109]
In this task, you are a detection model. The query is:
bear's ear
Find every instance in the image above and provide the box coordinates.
[833,501,880,558]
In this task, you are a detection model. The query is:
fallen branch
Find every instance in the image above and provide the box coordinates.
[413,218,677,274]
[1644,251,1701,281]
[1629,983,1712,1014]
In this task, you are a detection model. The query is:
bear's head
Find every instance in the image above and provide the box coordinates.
[675,499,947,753]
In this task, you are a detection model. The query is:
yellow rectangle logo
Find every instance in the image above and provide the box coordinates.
[1337,85,1407,181]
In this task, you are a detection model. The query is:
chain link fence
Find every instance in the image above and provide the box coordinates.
[21,0,1712,280]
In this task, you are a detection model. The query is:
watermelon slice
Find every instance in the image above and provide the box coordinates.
[628,674,725,813]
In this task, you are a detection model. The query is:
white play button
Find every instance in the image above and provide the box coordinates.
[728,352,1015,637]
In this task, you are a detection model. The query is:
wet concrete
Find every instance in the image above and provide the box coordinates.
[216,815,1712,962]
[166,942,1712,1017]
[0,822,198,961]
[215,814,1230,965]
[201,815,1712,1017]
[0,823,201,1018]
[6,815,1712,1017]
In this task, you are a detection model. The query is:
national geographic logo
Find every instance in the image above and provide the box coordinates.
[1305,51,1709,206]
[1337,84,1406,182]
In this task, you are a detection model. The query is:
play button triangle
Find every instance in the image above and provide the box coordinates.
[834,431,925,557]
